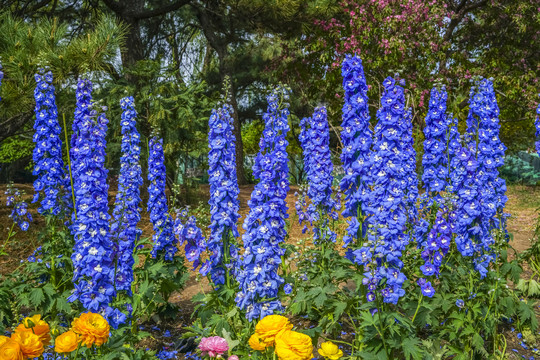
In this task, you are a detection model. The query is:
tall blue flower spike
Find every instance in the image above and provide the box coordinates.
[422,87,450,201]
[298,106,338,243]
[110,96,142,294]
[206,103,240,285]
[535,100,540,156]
[32,69,67,216]
[148,136,177,261]
[339,55,373,250]
[361,77,409,305]
[69,92,116,316]
[453,78,507,278]
[236,85,291,321]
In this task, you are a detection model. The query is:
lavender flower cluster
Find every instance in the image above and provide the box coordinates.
[148,136,177,261]
[32,69,66,216]
[207,103,240,285]
[110,96,142,294]
[339,55,373,248]
[298,106,338,242]
[236,86,290,321]
[69,79,116,314]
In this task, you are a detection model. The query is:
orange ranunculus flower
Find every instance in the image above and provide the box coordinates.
[318,341,343,359]
[55,330,80,353]
[14,314,51,346]
[0,339,24,360]
[274,330,313,360]
[254,315,293,346]
[249,333,267,351]
[11,331,44,359]
[0,335,10,347]
[71,312,110,347]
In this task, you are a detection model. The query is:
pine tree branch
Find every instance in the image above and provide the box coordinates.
[101,0,124,14]
[132,0,192,20]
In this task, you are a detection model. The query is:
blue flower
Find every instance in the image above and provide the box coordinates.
[360,76,410,305]
[236,86,290,321]
[535,101,540,155]
[339,55,372,249]
[175,212,208,273]
[298,106,338,243]
[110,96,142,295]
[453,78,507,276]
[69,84,116,316]
[456,299,465,308]
[284,283,293,295]
[148,136,177,261]
[32,69,67,216]
[422,87,450,198]
[206,103,240,285]
[5,185,32,231]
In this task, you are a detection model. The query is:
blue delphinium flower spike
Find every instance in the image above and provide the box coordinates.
[298,106,338,243]
[339,55,373,249]
[110,96,142,294]
[361,77,409,305]
[236,86,291,321]
[207,103,240,285]
[32,69,67,216]
[69,95,116,314]
[148,136,177,260]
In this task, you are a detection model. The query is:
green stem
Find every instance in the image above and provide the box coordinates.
[1,223,16,255]
[319,336,354,348]
[411,294,423,323]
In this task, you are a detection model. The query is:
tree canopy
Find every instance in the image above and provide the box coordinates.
[0,0,538,185]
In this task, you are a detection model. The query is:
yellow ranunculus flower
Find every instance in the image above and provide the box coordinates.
[71,312,110,347]
[15,314,51,346]
[55,330,80,353]
[274,330,313,360]
[255,315,293,346]
[318,341,344,359]
[249,333,267,351]
[11,331,44,359]
[0,339,24,360]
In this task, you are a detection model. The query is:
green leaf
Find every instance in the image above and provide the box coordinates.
[29,288,45,306]
[528,279,540,297]
[402,337,423,360]
[221,328,240,350]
